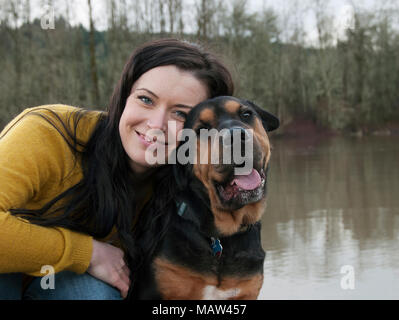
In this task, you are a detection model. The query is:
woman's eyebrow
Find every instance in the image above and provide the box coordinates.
[175,104,193,109]
[136,88,159,98]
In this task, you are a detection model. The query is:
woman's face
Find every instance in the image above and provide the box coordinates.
[119,65,209,174]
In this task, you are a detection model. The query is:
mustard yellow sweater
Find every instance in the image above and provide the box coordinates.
[0,105,106,276]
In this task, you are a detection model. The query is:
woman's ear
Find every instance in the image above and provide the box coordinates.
[244,99,280,132]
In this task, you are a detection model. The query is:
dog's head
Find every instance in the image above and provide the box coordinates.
[174,96,279,235]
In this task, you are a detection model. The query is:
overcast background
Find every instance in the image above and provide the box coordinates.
[25,0,397,45]
[1,0,398,130]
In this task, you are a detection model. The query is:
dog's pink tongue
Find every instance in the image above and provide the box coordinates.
[230,169,261,190]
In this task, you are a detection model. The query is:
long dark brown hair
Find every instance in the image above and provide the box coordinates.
[9,38,234,293]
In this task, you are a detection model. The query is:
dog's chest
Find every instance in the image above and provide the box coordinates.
[153,256,263,300]
[152,224,265,300]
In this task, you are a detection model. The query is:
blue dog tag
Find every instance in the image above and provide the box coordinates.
[211,237,223,258]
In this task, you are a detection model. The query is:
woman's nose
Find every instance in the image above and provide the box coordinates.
[146,111,167,132]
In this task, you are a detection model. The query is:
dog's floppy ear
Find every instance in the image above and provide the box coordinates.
[244,99,280,132]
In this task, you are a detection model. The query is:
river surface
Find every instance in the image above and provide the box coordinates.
[259,135,399,300]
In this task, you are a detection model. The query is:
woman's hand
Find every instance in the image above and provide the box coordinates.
[87,239,131,298]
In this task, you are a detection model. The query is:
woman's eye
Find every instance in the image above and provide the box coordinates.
[174,110,188,120]
[138,95,153,105]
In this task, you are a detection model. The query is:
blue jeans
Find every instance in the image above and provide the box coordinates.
[0,271,122,300]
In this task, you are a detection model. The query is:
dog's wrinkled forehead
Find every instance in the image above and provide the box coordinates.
[184,96,279,132]
[184,97,252,130]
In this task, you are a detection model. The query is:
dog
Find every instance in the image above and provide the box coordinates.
[130,96,279,300]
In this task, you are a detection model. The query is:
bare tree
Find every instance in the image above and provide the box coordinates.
[312,0,339,125]
[166,0,184,34]
[158,0,166,34]
[195,0,212,40]
[87,0,100,106]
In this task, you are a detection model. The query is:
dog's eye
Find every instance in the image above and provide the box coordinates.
[240,109,253,119]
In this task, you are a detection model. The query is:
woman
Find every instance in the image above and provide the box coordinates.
[0,38,234,300]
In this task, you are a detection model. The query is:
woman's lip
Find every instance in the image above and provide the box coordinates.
[135,130,168,145]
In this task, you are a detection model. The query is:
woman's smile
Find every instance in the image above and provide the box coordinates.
[135,130,168,146]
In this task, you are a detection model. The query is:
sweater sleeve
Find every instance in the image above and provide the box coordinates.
[0,108,93,276]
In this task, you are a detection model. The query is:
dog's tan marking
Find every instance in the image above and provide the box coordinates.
[154,257,263,300]
[224,100,241,114]
[253,117,271,165]
[198,108,215,126]
[211,199,267,236]
[154,257,216,300]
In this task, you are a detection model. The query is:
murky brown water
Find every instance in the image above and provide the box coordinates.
[259,135,399,299]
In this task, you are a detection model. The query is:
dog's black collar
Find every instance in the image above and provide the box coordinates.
[175,200,223,258]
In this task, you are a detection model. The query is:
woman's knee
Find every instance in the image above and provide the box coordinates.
[23,271,122,300]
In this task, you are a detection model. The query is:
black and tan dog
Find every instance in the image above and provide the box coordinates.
[131,96,279,300]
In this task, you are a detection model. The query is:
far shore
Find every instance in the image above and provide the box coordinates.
[271,118,399,139]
